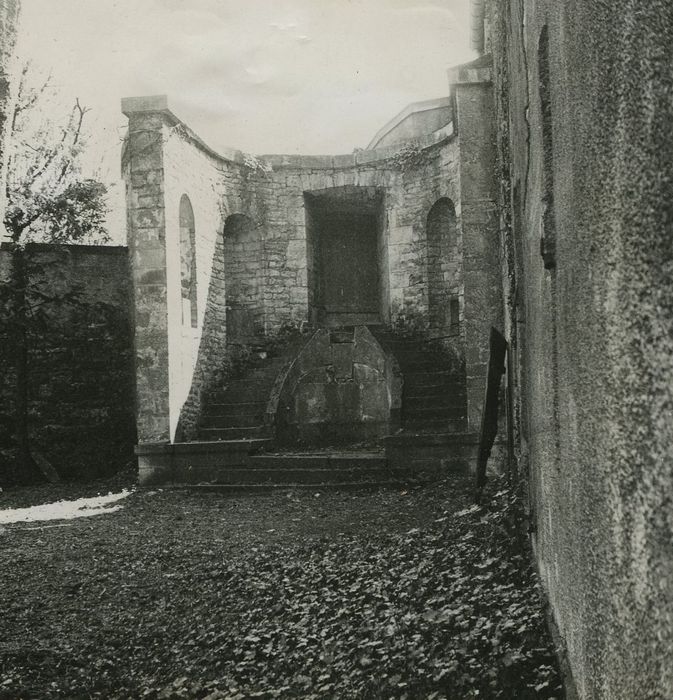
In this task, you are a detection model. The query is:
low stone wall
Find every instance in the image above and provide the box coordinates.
[0,243,135,484]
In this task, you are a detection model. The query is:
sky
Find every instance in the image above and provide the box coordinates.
[12,0,473,240]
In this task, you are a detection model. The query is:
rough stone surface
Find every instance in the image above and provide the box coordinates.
[121,99,494,446]
[276,327,400,445]
[486,0,673,696]
[0,243,135,482]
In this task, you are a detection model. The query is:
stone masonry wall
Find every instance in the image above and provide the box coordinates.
[123,96,469,444]
[0,243,135,484]
[451,64,502,432]
[488,0,673,696]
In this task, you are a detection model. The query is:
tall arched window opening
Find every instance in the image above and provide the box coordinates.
[179,195,198,328]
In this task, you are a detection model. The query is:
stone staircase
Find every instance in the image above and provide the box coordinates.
[371,329,468,433]
[197,333,313,441]
[197,357,285,441]
[137,327,478,486]
[210,451,413,488]
[371,328,476,475]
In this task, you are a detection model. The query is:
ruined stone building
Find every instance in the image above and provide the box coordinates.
[120,1,673,697]
[121,55,501,481]
[0,0,671,695]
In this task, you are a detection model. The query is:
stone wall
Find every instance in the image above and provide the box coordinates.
[0,243,135,484]
[122,96,481,445]
[486,0,673,696]
[450,58,503,432]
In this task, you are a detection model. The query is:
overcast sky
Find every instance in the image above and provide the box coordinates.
[13,0,473,242]
[16,0,472,155]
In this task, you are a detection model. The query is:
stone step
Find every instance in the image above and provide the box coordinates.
[211,467,400,485]
[404,402,466,416]
[404,395,467,411]
[403,370,458,388]
[207,382,273,403]
[404,383,463,399]
[198,426,271,441]
[384,431,478,473]
[247,452,386,470]
[137,438,272,486]
[398,361,455,372]
[159,481,425,494]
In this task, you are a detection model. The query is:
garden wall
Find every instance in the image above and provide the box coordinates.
[0,242,135,484]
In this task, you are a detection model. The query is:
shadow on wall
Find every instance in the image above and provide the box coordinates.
[174,225,228,442]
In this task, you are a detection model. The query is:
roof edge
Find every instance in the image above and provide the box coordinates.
[366,96,452,150]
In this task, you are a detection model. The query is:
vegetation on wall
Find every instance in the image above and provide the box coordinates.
[0,64,127,486]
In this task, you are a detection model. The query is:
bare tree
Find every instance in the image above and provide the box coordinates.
[4,63,108,244]
[1,63,110,484]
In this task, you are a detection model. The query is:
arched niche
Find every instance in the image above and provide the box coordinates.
[223,213,265,343]
[426,197,459,336]
[179,194,197,328]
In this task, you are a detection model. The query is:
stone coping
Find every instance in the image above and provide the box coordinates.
[121,94,456,172]
[447,54,493,86]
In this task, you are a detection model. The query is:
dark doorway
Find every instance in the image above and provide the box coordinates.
[305,187,384,328]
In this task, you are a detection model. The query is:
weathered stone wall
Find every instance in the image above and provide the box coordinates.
[122,96,475,445]
[276,326,401,445]
[0,243,135,484]
[122,103,170,443]
[222,213,265,343]
[161,122,230,439]
[488,0,673,695]
[450,59,502,432]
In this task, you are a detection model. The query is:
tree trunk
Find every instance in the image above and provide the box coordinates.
[12,245,32,481]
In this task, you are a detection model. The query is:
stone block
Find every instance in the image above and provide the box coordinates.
[331,344,353,380]
[353,363,383,384]
[131,207,165,229]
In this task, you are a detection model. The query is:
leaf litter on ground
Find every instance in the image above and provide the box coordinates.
[0,476,563,699]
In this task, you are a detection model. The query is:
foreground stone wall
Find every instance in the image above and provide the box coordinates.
[488,0,673,695]
[0,243,135,483]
